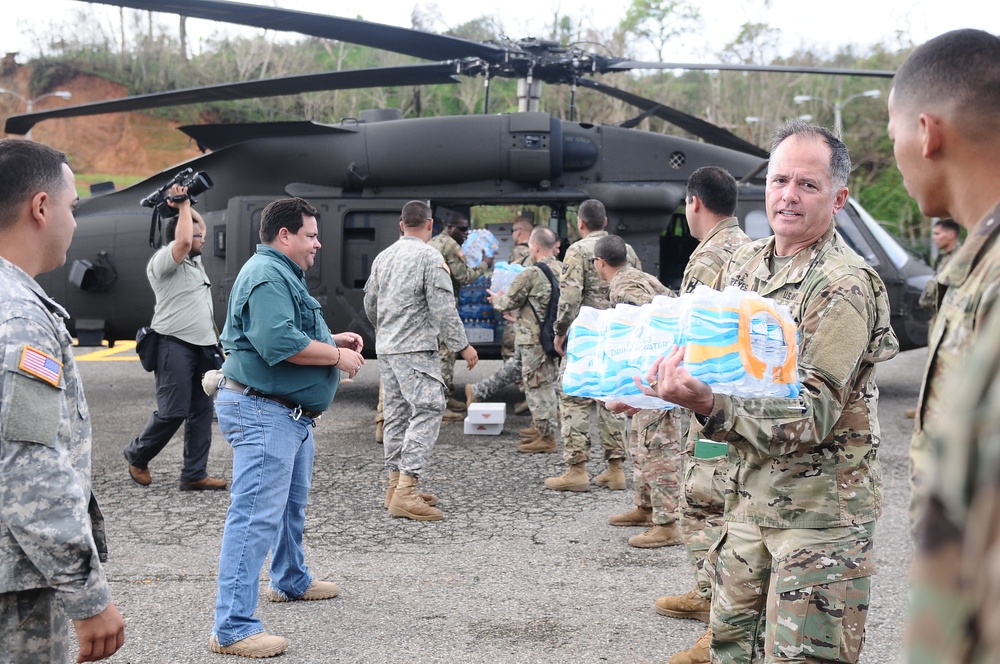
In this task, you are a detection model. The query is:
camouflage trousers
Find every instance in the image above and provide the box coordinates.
[0,588,70,663]
[908,432,931,539]
[629,409,687,525]
[520,344,558,437]
[439,338,457,396]
[380,351,447,477]
[708,520,876,664]
[471,348,522,401]
[680,450,728,600]
[500,322,525,392]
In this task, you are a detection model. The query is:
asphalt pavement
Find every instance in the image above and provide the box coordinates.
[73,345,924,663]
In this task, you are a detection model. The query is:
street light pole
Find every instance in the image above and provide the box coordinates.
[0,88,73,141]
[793,89,881,138]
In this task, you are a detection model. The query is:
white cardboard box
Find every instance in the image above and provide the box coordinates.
[464,326,494,343]
[467,402,506,424]
[463,419,504,435]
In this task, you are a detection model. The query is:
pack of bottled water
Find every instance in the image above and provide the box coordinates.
[462,229,499,268]
[489,261,526,293]
[562,286,800,409]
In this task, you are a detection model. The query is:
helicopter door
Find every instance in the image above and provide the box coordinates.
[659,210,699,291]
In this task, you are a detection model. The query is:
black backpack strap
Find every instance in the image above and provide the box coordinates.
[527,262,559,323]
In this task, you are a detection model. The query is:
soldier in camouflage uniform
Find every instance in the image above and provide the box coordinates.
[365,201,479,522]
[644,123,898,663]
[488,227,562,453]
[0,139,125,662]
[547,199,640,492]
[889,30,1000,539]
[428,210,492,419]
[890,31,1000,662]
[465,217,535,413]
[654,167,752,663]
[595,234,687,549]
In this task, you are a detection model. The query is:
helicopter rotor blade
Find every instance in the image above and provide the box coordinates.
[3,63,460,135]
[606,60,895,78]
[75,0,508,62]
[576,78,769,158]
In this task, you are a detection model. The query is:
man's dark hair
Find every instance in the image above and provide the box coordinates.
[163,215,205,244]
[577,199,607,232]
[892,30,1000,142]
[0,138,69,233]
[528,226,558,251]
[259,197,319,243]
[401,200,432,227]
[686,166,738,217]
[769,120,851,191]
[934,218,960,235]
[594,234,628,268]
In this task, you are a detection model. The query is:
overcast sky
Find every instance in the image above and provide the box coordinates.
[2,0,997,64]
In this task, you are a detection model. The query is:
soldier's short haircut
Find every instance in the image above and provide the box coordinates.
[401,200,432,227]
[528,226,557,251]
[686,166,738,217]
[577,199,607,231]
[0,138,69,233]
[934,218,960,235]
[259,197,319,243]
[593,234,628,268]
[769,120,851,191]
[892,30,1000,143]
[513,216,535,232]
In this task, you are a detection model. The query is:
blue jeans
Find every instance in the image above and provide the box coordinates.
[212,389,316,646]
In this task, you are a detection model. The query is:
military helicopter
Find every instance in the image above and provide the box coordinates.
[4,0,932,356]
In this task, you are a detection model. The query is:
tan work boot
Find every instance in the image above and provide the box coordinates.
[384,471,438,508]
[209,633,289,658]
[519,424,538,438]
[266,579,340,602]
[905,407,916,418]
[517,434,557,454]
[608,505,654,527]
[447,397,467,412]
[388,474,443,521]
[514,400,530,414]
[442,408,465,422]
[544,463,590,492]
[593,459,627,490]
[465,383,478,408]
[668,627,712,664]
[375,419,384,444]
[655,588,711,622]
[628,522,684,548]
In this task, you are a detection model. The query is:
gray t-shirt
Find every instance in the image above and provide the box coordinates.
[147,242,216,346]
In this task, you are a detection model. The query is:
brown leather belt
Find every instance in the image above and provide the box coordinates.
[220,377,323,420]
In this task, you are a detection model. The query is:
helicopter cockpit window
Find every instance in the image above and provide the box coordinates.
[850,198,910,269]
[744,209,772,240]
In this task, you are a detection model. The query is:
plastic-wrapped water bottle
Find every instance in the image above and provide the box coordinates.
[561,306,607,399]
[462,229,500,268]
[490,261,525,293]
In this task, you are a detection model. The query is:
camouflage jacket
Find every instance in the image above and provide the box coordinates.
[0,257,111,619]
[912,205,1000,457]
[698,226,899,528]
[428,232,490,298]
[680,217,753,295]
[554,231,641,336]
[492,256,562,346]
[918,242,961,310]
[364,236,469,355]
[906,308,1000,663]
[508,243,533,267]
[679,217,752,453]
[609,265,672,306]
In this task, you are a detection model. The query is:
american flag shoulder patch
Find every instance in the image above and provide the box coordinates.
[19,345,63,387]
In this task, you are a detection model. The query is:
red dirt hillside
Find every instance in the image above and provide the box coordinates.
[0,62,201,177]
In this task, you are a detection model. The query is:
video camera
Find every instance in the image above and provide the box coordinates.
[140,167,214,218]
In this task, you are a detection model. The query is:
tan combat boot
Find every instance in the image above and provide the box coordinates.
[593,459,627,490]
[513,400,530,414]
[442,408,465,422]
[519,424,538,438]
[608,505,654,526]
[655,588,711,622]
[465,383,478,409]
[209,633,289,658]
[375,419,384,444]
[668,627,711,664]
[518,433,557,453]
[628,522,684,548]
[447,397,467,412]
[544,463,590,492]
[384,471,438,508]
[388,474,443,521]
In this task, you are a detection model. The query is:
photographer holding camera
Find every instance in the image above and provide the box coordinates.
[124,182,227,492]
